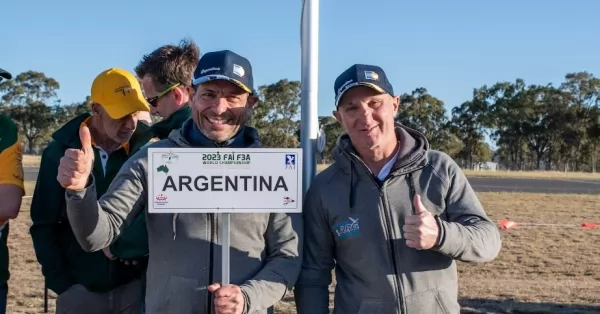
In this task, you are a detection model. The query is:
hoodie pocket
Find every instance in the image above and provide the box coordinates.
[153,276,203,314]
[404,289,450,314]
[357,300,398,314]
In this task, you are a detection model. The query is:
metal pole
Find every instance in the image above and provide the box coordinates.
[300,0,320,194]
[221,213,230,286]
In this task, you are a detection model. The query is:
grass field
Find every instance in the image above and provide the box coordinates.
[6,182,600,313]
[317,163,600,180]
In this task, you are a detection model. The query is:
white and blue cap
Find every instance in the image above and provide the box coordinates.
[192,50,254,94]
[334,64,394,108]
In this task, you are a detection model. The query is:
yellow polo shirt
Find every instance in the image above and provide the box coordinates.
[0,114,24,189]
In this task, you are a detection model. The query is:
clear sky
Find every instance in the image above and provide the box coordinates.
[1,0,599,119]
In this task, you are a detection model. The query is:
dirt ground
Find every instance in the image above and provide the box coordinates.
[21,155,41,167]
[6,188,600,313]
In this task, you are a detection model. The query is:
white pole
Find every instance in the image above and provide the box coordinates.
[221,213,230,286]
[300,0,319,194]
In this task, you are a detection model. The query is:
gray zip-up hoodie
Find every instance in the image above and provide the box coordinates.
[64,126,303,314]
[294,125,501,314]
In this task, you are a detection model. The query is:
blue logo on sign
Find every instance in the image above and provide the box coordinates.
[334,217,360,239]
[285,154,296,169]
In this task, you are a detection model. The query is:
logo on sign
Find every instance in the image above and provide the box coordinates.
[161,152,179,164]
[285,154,296,169]
[155,194,168,206]
[283,196,295,205]
[334,217,360,239]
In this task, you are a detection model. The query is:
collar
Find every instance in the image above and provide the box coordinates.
[182,119,248,148]
[152,105,192,139]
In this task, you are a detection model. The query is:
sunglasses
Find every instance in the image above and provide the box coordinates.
[146,83,181,107]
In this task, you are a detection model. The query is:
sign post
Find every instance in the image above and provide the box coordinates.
[148,148,303,285]
[300,0,319,194]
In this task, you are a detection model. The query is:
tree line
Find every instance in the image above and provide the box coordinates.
[1,71,599,172]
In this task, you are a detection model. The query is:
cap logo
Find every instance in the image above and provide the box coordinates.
[200,67,220,75]
[115,86,133,96]
[338,79,354,95]
[233,64,245,78]
[365,71,379,81]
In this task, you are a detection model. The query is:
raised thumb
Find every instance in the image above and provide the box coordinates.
[79,125,93,154]
[413,194,427,215]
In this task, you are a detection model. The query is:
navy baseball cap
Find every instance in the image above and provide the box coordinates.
[334,64,394,108]
[0,68,11,81]
[192,50,254,94]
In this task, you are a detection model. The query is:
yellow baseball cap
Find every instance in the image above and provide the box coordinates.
[91,68,150,119]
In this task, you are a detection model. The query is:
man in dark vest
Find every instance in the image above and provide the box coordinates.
[30,68,152,314]
[106,39,199,262]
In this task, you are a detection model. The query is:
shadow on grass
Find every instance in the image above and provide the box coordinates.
[460,298,600,314]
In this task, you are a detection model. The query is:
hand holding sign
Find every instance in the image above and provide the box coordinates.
[402,194,440,250]
[57,125,94,191]
[208,283,245,314]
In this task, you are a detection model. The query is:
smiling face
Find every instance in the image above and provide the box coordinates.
[333,85,399,154]
[190,80,258,142]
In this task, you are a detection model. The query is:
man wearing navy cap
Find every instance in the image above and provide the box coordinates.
[59,50,303,314]
[294,64,501,314]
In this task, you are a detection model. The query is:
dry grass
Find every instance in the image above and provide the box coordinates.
[275,192,600,313]
[22,155,41,167]
[6,183,600,313]
[461,169,600,180]
[317,163,600,180]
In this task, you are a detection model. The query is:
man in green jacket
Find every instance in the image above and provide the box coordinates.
[0,68,24,314]
[30,68,152,314]
[106,39,199,262]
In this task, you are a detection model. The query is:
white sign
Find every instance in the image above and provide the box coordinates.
[147,148,303,214]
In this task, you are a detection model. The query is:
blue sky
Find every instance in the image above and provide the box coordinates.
[1,0,599,119]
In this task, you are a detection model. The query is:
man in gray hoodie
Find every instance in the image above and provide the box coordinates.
[56,50,303,314]
[294,64,502,314]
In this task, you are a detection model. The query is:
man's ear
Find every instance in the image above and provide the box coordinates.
[391,95,400,114]
[91,103,101,115]
[186,86,195,100]
[333,110,342,124]
[172,86,189,106]
[247,94,259,109]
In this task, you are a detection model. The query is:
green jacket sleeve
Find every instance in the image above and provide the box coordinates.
[109,211,149,260]
[29,143,74,295]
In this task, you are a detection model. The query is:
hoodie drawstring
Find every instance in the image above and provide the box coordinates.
[406,172,417,215]
[349,159,357,210]
[172,213,179,240]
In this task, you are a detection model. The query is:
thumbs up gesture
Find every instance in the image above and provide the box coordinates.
[57,125,94,191]
[402,194,440,250]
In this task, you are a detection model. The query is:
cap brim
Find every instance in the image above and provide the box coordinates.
[192,75,252,93]
[335,82,386,108]
[104,97,151,120]
[0,68,12,80]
